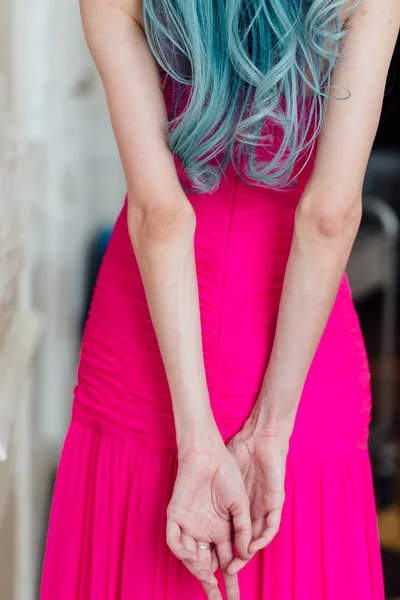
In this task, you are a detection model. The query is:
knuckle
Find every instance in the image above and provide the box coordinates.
[199,570,213,583]
[235,523,249,535]
[166,537,176,553]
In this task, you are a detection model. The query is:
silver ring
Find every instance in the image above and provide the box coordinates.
[197,542,211,550]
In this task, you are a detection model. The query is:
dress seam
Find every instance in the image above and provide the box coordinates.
[214,172,239,402]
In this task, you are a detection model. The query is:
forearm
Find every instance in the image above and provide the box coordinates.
[128,199,220,452]
[252,0,399,437]
[80,0,219,452]
[255,192,361,436]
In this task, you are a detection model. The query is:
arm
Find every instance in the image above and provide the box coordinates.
[78,1,252,596]
[79,0,214,452]
[258,0,400,432]
[227,0,400,571]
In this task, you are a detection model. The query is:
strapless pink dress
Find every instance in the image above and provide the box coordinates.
[39,84,385,599]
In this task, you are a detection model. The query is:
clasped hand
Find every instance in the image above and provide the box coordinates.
[166,404,290,600]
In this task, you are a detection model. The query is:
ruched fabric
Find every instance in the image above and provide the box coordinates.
[39,105,384,599]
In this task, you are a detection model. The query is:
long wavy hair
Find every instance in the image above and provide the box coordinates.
[142,0,360,193]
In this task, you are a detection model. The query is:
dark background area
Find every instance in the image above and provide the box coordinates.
[357,37,400,600]
[375,36,400,149]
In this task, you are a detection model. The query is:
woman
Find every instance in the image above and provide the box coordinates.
[39,1,399,599]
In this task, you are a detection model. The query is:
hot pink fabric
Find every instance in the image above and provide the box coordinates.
[39,106,385,599]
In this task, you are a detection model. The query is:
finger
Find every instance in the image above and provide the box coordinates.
[181,536,219,588]
[194,566,219,588]
[231,499,252,561]
[166,520,196,563]
[202,580,223,600]
[216,541,240,600]
[225,556,250,576]
[211,547,219,573]
[183,558,219,589]
[197,543,214,564]
[226,516,264,576]
[251,516,266,542]
[227,509,283,576]
[182,554,220,589]
[197,542,216,583]
[248,509,282,554]
[181,532,197,554]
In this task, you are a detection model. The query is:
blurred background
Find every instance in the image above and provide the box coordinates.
[0,2,399,599]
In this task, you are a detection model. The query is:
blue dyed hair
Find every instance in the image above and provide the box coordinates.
[142,0,360,193]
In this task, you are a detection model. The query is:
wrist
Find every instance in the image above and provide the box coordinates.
[246,410,294,442]
[246,383,297,441]
[175,409,224,459]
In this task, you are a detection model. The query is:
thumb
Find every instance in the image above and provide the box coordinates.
[248,508,282,554]
[231,495,252,561]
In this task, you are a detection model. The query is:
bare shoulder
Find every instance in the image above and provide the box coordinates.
[334,0,400,71]
[307,0,400,202]
[341,0,400,28]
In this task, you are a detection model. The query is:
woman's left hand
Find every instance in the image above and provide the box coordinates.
[225,401,291,575]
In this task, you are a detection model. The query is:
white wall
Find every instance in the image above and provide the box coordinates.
[29,0,126,448]
[26,0,127,589]
[1,0,127,596]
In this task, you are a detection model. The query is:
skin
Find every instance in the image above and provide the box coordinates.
[79,0,400,597]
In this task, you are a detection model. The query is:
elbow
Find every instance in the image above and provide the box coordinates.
[127,198,196,249]
[295,195,362,240]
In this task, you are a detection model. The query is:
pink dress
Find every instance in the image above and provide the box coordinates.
[39,84,385,599]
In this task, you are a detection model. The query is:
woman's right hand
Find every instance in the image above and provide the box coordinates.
[166,431,253,600]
